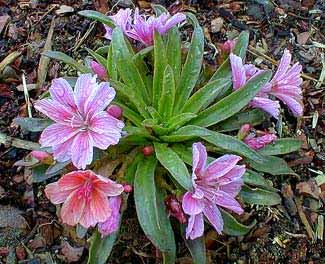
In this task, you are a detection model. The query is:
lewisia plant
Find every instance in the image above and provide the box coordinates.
[22,5,304,263]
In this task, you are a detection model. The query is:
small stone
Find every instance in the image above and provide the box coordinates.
[211,17,224,33]
[55,5,74,15]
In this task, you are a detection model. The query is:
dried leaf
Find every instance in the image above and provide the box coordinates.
[296,180,320,199]
[61,241,84,263]
[0,205,28,229]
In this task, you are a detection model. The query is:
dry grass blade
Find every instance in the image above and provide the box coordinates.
[37,18,56,89]
[22,73,32,117]
[0,50,22,73]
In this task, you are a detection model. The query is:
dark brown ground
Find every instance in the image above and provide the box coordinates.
[0,0,324,263]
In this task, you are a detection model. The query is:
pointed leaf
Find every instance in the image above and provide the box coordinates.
[167,27,182,85]
[78,10,115,28]
[244,170,278,192]
[221,208,256,236]
[154,142,192,190]
[240,185,281,206]
[134,157,176,262]
[85,47,107,68]
[258,138,302,155]
[14,118,53,132]
[174,13,204,113]
[114,101,143,127]
[42,51,90,73]
[158,65,176,119]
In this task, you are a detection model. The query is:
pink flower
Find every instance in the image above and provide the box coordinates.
[90,61,108,81]
[221,40,236,53]
[229,53,280,118]
[35,74,124,169]
[126,8,186,46]
[182,142,245,240]
[45,170,124,228]
[267,49,303,117]
[98,196,122,237]
[104,8,132,40]
[244,132,277,150]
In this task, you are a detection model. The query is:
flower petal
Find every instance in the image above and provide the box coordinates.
[214,191,244,214]
[94,177,124,197]
[84,82,116,116]
[185,213,204,240]
[274,94,303,117]
[229,53,246,90]
[61,190,86,226]
[50,78,76,111]
[40,123,79,147]
[203,202,223,234]
[204,154,242,180]
[71,131,94,169]
[272,49,291,81]
[52,137,75,162]
[249,97,280,119]
[218,165,245,196]
[58,171,88,191]
[34,99,74,124]
[90,111,124,135]
[45,182,71,204]
[192,142,207,176]
[182,191,204,215]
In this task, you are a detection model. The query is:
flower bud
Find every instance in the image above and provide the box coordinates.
[107,105,123,119]
[30,151,53,164]
[221,40,236,54]
[244,132,277,150]
[141,146,154,156]
[90,60,108,81]
[237,124,252,140]
[123,184,133,193]
[165,196,187,224]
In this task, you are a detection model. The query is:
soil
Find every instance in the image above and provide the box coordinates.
[0,0,324,263]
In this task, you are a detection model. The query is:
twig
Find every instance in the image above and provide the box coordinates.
[72,21,96,52]
[0,132,40,150]
[34,5,58,25]
[248,45,321,84]
[22,73,32,117]
[294,196,315,241]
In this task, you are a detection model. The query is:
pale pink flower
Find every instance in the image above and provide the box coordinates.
[244,132,277,150]
[98,196,122,237]
[90,61,108,81]
[267,49,303,117]
[35,74,124,169]
[45,170,124,228]
[182,142,245,240]
[229,53,280,118]
[104,8,132,40]
[126,8,186,46]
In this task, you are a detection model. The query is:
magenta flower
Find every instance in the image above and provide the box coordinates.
[244,132,277,150]
[267,49,303,117]
[229,53,280,118]
[104,8,132,40]
[35,74,124,169]
[90,61,108,81]
[98,196,122,237]
[182,142,245,240]
[126,8,186,46]
[45,170,124,228]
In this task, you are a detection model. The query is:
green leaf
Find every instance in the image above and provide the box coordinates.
[215,109,266,132]
[166,27,182,85]
[125,153,143,184]
[42,51,90,73]
[147,107,162,122]
[181,225,206,264]
[190,70,272,127]
[154,143,192,190]
[258,138,302,155]
[134,157,176,263]
[158,65,176,119]
[85,47,107,68]
[182,78,231,114]
[166,113,197,131]
[152,4,168,16]
[221,209,256,236]
[32,162,68,183]
[111,28,150,105]
[87,229,118,264]
[107,44,118,80]
[162,125,295,176]
[174,13,204,113]
[14,118,53,132]
[95,45,110,56]
[153,31,167,108]
[240,185,281,205]
[244,170,278,192]
[111,80,149,119]
[78,10,115,27]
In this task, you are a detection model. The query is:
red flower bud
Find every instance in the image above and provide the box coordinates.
[107,105,123,119]
[142,146,154,156]
[30,151,53,164]
[123,184,133,193]
[238,124,252,140]
[165,196,187,224]
[90,60,108,81]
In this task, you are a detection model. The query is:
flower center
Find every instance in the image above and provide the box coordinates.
[77,181,94,202]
